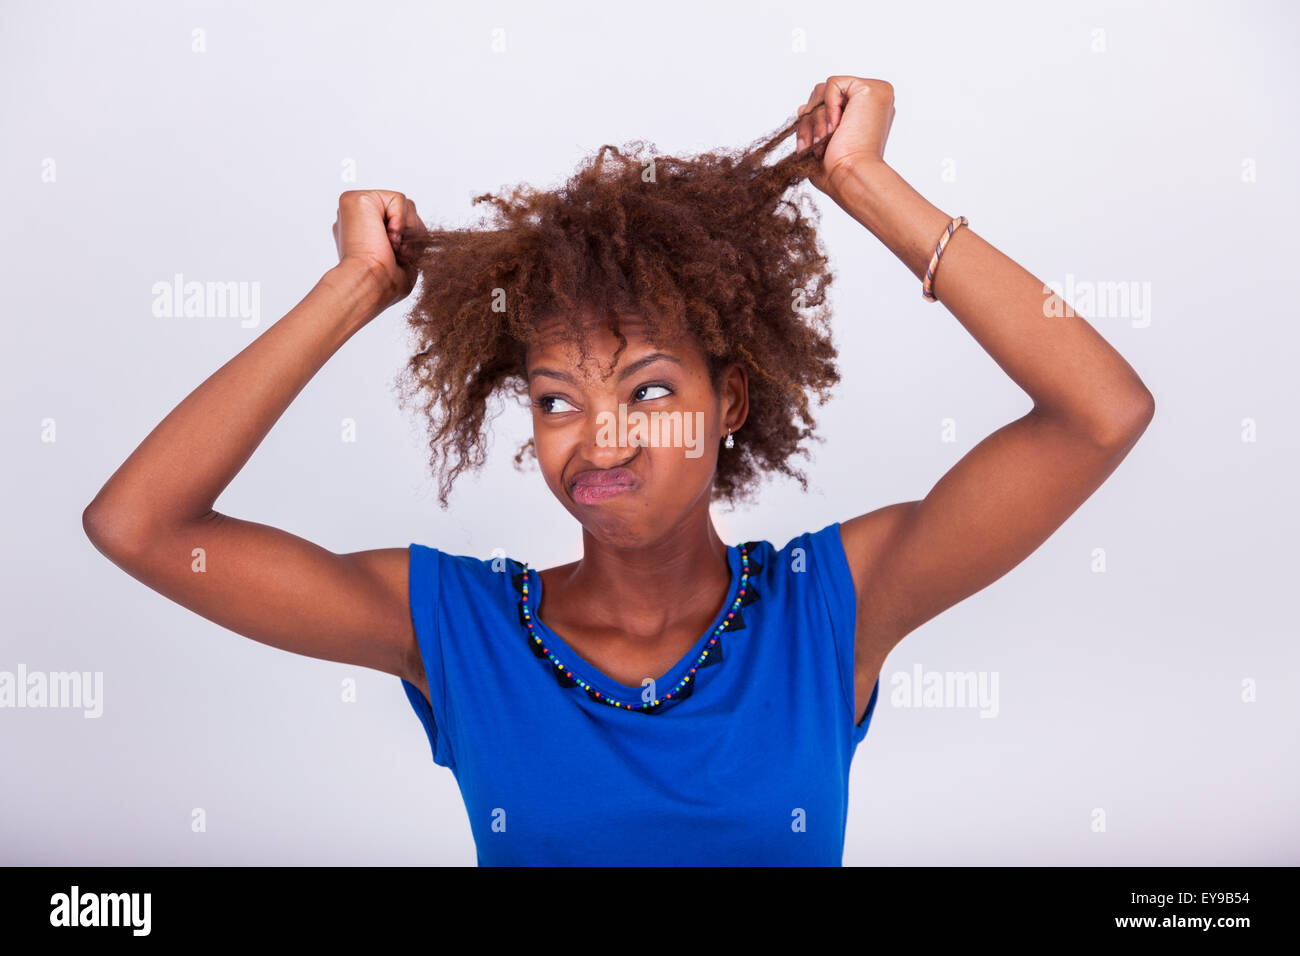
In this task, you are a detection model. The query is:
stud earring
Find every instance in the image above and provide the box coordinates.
[724,427,735,449]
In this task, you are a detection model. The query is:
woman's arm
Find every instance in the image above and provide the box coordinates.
[796,78,1154,725]
[83,190,434,701]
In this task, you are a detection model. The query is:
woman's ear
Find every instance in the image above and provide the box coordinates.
[720,361,749,434]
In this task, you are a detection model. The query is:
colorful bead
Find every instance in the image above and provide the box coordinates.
[518,545,750,714]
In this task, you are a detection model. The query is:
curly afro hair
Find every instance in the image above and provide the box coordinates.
[396,103,841,509]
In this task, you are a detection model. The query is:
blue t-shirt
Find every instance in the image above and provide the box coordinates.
[400,520,880,865]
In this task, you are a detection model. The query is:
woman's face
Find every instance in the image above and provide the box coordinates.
[525,310,746,548]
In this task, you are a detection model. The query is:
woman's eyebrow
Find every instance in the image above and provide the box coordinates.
[618,353,683,379]
[528,352,683,384]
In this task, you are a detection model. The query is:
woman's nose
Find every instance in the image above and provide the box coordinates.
[582,402,642,459]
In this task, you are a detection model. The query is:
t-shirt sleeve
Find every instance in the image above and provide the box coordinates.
[798,521,881,747]
[400,543,456,769]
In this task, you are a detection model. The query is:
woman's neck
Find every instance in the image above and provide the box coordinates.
[540,513,732,644]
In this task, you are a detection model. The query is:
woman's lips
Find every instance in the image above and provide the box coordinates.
[570,467,638,505]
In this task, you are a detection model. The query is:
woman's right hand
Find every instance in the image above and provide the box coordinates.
[331,189,429,316]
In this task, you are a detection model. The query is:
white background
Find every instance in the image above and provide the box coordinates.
[2,0,1296,864]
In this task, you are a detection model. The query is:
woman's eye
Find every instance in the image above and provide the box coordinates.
[536,396,576,414]
[633,384,672,402]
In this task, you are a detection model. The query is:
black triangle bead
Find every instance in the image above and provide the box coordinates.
[698,640,724,667]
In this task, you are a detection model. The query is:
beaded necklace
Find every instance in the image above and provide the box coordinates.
[515,544,752,714]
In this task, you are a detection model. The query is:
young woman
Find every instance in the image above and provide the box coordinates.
[83,75,1154,865]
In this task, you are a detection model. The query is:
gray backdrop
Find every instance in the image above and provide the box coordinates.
[3,0,1296,865]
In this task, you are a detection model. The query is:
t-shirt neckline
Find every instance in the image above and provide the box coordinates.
[526,542,743,703]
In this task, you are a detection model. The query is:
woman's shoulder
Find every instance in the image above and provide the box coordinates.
[745,521,843,570]
[723,523,849,615]
[407,541,531,604]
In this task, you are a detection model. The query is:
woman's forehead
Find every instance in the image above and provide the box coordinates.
[526,310,697,366]
[531,312,642,347]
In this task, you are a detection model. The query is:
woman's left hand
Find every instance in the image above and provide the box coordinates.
[795,75,896,200]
